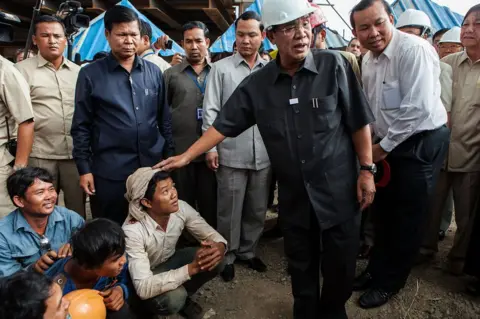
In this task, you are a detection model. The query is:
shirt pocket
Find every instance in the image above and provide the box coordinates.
[382,81,402,110]
[310,94,336,133]
[11,247,40,269]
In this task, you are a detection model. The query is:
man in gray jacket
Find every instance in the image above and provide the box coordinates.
[202,11,270,282]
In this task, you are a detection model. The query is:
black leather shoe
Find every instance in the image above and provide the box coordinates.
[358,288,396,309]
[221,264,235,282]
[241,257,267,272]
[353,271,373,291]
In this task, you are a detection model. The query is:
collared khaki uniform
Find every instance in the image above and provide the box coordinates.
[0,55,35,218]
[15,55,85,217]
[421,51,480,267]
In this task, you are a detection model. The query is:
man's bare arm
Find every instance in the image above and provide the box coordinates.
[14,119,34,167]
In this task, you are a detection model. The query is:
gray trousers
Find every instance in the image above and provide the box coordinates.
[216,165,272,265]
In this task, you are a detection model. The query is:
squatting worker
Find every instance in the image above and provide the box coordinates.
[155,0,376,317]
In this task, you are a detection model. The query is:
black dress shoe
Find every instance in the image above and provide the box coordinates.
[352,271,373,291]
[179,297,204,319]
[221,264,235,282]
[358,288,396,309]
[241,257,267,272]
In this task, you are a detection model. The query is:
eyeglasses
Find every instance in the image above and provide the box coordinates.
[276,17,311,37]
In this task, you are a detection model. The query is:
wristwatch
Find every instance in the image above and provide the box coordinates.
[360,163,377,175]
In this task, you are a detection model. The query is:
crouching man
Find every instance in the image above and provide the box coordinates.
[123,168,226,318]
[45,218,135,319]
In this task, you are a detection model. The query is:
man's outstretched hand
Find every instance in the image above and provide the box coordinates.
[153,153,191,171]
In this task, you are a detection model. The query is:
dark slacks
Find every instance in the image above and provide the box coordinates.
[90,176,129,225]
[465,197,480,278]
[172,161,217,228]
[366,126,449,292]
[106,303,136,319]
[281,209,360,319]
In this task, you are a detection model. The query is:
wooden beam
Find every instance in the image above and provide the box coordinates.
[212,0,234,24]
[203,8,229,32]
[40,0,59,14]
[136,0,183,30]
[85,0,108,14]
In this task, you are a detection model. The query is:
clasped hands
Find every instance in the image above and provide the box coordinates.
[188,240,225,276]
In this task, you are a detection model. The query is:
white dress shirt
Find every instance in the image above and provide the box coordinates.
[362,28,447,152]
[123,200,227,300]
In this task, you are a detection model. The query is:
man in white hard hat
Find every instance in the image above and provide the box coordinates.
[351,0,449,308]
[154,0,377,317]
[438,27,463,59]
[395,9,432,38]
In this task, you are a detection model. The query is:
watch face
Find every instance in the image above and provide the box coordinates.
[372,163,378,175]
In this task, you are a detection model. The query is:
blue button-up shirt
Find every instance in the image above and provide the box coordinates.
[0,206,84,277]
[72,54,174,181]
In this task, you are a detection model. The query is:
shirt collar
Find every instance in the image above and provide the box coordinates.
[458,50,480,66]
[179,58,212,73]
[36,54,72,69]
[106,53,144,72]
[271,50,318,83]
[13,206,64,233]
[232,52,267,68]
[140,48,155,58]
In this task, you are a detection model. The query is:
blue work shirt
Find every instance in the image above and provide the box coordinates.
[45,257,130,300]
[0,206,84,277]
[72,54,174,181]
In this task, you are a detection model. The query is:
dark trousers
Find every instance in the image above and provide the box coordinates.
[107,303,136,319]
[282,210,360,319]
[90,176,129,225]
[268,173,277,208]
[366,126,450,292]
[173,161,217,228]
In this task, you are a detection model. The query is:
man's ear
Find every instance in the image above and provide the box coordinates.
[266,30,276,45]
[261,31,266,40]
[205,38,211,48]
[353,29,357,37]
[32,35,37,47]
[140,198,152,209]
[388,14,394,25]
[12,196,24,209]
[105,29,110,40]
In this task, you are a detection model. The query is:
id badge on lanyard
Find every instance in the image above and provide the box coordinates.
[186,69,209,122]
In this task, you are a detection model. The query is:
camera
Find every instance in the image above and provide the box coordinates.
[56,1,90,36]
[165,39,173,50]
[0,11,20,43]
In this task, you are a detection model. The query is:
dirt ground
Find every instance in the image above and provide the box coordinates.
[194,224,480,319]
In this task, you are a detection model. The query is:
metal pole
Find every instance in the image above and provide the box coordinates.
[24,0,43,60]
[324,0,352,31]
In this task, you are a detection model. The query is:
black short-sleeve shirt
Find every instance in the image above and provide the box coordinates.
[213,50,375,229]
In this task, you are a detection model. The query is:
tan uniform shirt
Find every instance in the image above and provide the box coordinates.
[0,55,34,167]
[339,51,362,84]
[141,49,171,73]
[442,51,480,172]
[123,200,227,300]
[15,55,80,159]
[440,62,453,112]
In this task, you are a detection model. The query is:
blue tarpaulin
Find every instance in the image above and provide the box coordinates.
[72,0,184,61]
[210,0,348,53]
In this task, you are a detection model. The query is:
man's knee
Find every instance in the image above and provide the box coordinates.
[145,286,188,315]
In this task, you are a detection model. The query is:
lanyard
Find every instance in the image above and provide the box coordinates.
[186,68,209,95]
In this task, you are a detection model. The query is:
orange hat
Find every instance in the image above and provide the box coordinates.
[64,289,107,319]
[309,3,327,29]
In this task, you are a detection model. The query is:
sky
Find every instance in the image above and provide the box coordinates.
[312,0,475,39]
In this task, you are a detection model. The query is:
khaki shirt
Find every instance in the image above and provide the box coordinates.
[442,51,480,172]
[15,55,80,159]
[0,56,34,167]
[440,62,453,112]
[140,49,171,73]
[122,200,226,300]
[339,51,362,84]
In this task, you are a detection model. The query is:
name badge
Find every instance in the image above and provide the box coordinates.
[289,98,299,105]
[196,108,203,121]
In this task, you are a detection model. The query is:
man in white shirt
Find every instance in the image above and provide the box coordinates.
[122,168,226,318]
[350,0,450,308]
[137,20,171,73]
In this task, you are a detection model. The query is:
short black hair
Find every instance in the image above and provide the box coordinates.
[350,0,393,30]
[432,28,450,42]
[7,167,54,206]
[34,15,66,35]
[182,21,209,38]
[104,5,139,32]
[235,11,264,32]
[463,4,480,25]
[71,218,125,269]
[144,171,171,202]
[140,19,153,43]
[0,271,53,319]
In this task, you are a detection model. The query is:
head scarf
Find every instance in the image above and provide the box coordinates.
[124,167,161,223]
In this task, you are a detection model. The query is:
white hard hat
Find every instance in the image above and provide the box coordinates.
[438,27,461,44]
[396,9,432,31]
[262,0,316,30]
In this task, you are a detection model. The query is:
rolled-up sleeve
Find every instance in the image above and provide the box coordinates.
[71,69,93,175]
[202,64,223,152]
[212,78,255,138]
[124,227,190,300]
[380,46,439,152]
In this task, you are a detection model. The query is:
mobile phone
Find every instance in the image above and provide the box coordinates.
[165,39,173,50]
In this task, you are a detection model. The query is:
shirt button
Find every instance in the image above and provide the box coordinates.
[136,107,139,110]
[301,160,305,164]
[297,134,302,139]
[294,109,300,114]
[293,85,297,90]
